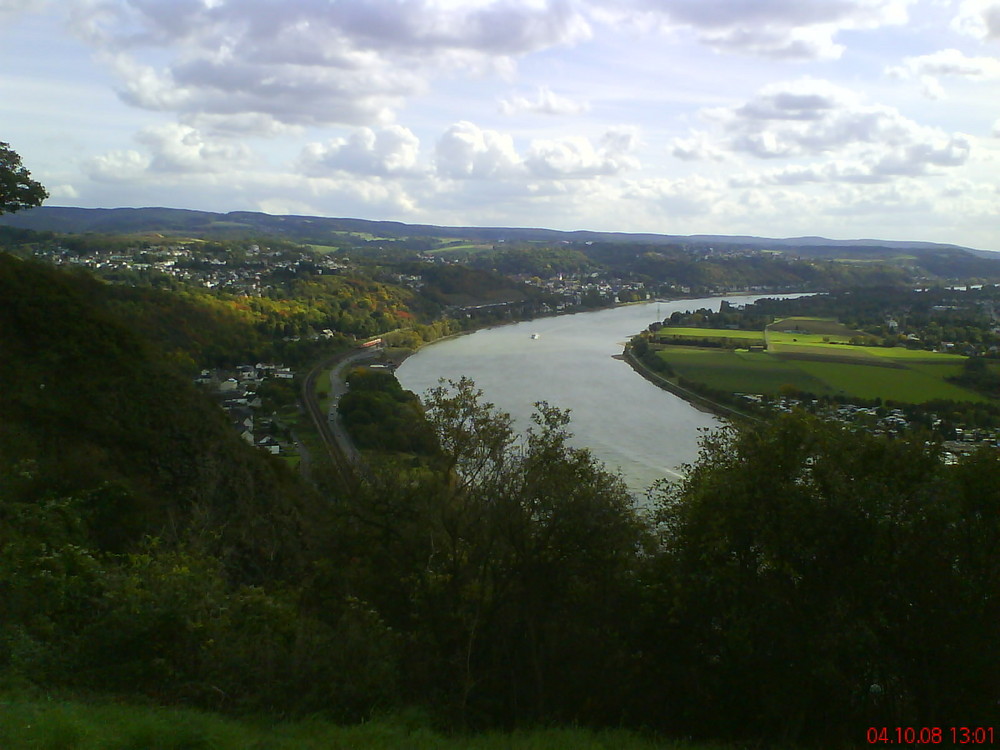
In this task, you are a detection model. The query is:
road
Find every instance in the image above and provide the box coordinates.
[300,348,376,494]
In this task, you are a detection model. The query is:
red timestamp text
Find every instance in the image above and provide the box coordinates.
[866,726,995,744]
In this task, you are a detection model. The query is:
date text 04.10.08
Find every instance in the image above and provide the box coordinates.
[867,727,994,744]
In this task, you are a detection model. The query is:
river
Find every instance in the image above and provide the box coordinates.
[397,295,787,497]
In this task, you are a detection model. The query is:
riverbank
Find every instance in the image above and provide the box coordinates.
[621,344,759,424]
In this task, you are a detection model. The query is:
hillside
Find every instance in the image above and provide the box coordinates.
[0,253,320,575]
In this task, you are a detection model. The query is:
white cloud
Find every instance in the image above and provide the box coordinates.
[621,175,722,216]
[434,121,523,179]
[84,149,152,182]
[887,48,1000,98]
[181,113,305,138]
[670,133,728,161]
[679,79,972,181]
[498,86,589,115]
[525,128,640,178]
[47,183,80,200]
[136,123,253,173]
[952,0,1000,40]
[299,126,423,177]
[68,0,592,127]
[594,0,913,60]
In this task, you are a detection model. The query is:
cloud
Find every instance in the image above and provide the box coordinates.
[670,133,729,161]
[47,184,80,200]
[621,175,722,216]
[886,48,1000,98]
[952,0,1000,40]
[299,126,423,177]
[69,0,592,127]
[83,124,253,181]
[83,149,152,182]
[434,121,523,179]
[498,86,589,115]
[593,0,912,60]
[678,79,972,181]
[432,122,641,180]
[0,0,46,19]
[525,128,640,178]
[136,123,254,173]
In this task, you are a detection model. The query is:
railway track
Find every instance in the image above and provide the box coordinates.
[301,350,362,494]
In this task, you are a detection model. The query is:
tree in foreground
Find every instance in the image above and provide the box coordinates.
[323,377,647,727]
[640,413,1000,744]
[0,141,48,214]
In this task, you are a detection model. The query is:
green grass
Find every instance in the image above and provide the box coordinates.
[791,360,991,403]
[767,317,861,339]
[659,327,765,341]
[316,367,334,415]
[0,693,727,750]
[307,244,340,254]
[657,348,830,394]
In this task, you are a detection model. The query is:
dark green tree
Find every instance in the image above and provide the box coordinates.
[0,141,48,214]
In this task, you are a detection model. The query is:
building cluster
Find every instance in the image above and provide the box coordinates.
[737,393,1000,461]
[195,363,296,457]
[32,243,349,294]
[518,274,652,305]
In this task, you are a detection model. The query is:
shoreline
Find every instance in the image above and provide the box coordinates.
[619,345,760,424]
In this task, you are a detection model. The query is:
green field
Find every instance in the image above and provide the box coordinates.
[658,348,831,395]
[656,345,991,404]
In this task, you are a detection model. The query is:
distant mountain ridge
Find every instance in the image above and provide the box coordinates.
[0,205,990,256]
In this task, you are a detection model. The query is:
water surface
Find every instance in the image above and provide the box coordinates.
[397,296,782,495]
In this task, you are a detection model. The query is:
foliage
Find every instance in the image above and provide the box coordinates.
[323,378,647,727]
[0,142,47,215]
[338,368,438,454]
[637,414,1000,744]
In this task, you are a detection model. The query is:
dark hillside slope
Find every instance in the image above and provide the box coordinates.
[0,254,318,581]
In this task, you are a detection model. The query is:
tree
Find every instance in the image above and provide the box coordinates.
[0,141,48,214]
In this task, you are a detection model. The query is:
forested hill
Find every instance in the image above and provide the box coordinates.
[0,252,321,579]
[0,204,988,256]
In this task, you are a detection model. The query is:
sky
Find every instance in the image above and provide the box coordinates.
[2,0,999,250]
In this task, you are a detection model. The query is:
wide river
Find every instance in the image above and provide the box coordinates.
[397,295,784,497]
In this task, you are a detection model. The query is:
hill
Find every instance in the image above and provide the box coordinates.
[0,204,990,255]
[0,252,320,574]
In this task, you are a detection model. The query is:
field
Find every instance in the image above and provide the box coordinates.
[652,317,992,404]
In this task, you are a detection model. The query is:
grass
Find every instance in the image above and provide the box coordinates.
[316,367,334,415]
[0,693,729,750]
[658,327,765,341]
[767,317,861,339]
[658,348,830,395]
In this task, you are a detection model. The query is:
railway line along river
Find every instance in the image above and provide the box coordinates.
[397,295,795,497]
